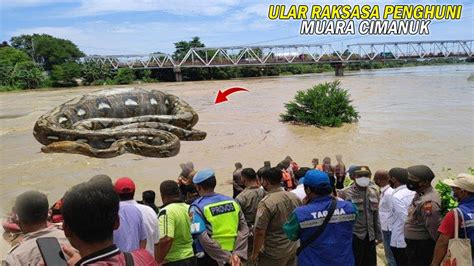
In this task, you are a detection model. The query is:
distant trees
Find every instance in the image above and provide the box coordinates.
[0,34,468,92]
[51,62,82,86]
[10,34,84,71]
[173,37,205,61]
[0,46,44,89]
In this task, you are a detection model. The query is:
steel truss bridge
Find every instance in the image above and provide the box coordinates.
[84,40,472,80]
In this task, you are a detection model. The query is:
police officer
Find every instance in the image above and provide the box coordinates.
[189,168,249,266]
[432,173,474,265]
[283,170,357,266]
[338,165,382,266]
[251,167,301,266]
[404,165,441,266]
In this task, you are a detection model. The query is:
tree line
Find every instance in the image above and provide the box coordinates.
[0,34,467,92]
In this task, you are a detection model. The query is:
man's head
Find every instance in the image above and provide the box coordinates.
[142,190,156,204]
[114,177,136,201]
[295,167,311,182]
[193,168,217,195]
[14,191,49,232]
[160,180,181,203]
[311,158,319,168]
[353,166,372,188]
[260,167,282,191]
[323,157,331,164]
[303,170,332,198]
[347,165,358,180]
[62,182,120,249]
[280,158,291,169]
[241,168,258,187]
[406,165,435,192]
[89,174,112,187]
[388,167,409,188]
[257,166,270,185]
[442,173,474,202]
[374,170,390,188]
[235,162,243,170]
[336,155,343,163]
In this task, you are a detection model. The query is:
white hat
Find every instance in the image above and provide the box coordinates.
[442,173,474,193]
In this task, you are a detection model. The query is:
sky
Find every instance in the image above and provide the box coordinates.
[1,0,473,56]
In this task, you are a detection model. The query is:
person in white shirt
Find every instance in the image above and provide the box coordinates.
[291,167,311,201]
[114,177,159,257]
[374,170,396,266]
[388,167,416,266]
[133,198,160,258]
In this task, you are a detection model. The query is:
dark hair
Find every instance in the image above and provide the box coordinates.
[389,168,409,184]
[160,180,180,197]
[118,192,134,201]
[305,184,332,196]
[261,167,283,185]
[235,162,243,169]
[295,167,311,181]
[15,191,49,225]
[62,182,119,243]
[241,168,257,180]
[198,176,217,190]
[142,190,156,203]
[257,166,269,178]
[89,174,112,187]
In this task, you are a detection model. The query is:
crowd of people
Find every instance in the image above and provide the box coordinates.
[2,155,473,266]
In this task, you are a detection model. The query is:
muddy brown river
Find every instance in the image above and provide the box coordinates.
[1,65,473,257]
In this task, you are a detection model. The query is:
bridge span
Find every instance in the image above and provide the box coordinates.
[84,39,472,81]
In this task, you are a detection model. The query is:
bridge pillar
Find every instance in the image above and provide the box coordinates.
[174,68,182,82]
[333,63,345,76]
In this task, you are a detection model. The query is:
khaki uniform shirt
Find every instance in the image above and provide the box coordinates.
[3,225,70,266]
[235,186,267,227]
[255,187,302,259]
[338,183,382,242]
[404,186,442,241]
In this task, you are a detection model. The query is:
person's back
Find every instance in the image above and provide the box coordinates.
[113,177,147,253]
[114,201,147,252]
[61,181,156,265]
[134,203,159,257]
[295,197,356,265]
[3,191,71,266]
[284,170,356,266]
[159,202,195,263]
[256,189,301,259]
[236,186,266,226]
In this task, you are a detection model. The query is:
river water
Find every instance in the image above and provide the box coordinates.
[0,64,473,256]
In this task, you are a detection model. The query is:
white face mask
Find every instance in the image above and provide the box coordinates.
[355,177,370,187]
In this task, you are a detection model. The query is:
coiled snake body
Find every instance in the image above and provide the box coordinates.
[33,87,206,158]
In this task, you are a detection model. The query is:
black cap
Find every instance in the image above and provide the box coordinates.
[353,166,371,177]
[406,165,435,181]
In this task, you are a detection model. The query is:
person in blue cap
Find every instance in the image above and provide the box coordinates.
[283,170,357,266]
[189,168,249,266]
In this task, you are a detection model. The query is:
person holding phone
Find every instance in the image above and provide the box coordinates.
[61,181,157,265]
[3,191,70,265]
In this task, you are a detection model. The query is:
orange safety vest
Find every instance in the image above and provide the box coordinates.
[281,170,295,191]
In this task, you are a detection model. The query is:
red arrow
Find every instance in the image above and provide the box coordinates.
[214,87,249,104]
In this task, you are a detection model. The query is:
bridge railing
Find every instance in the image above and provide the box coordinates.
[83,40,473,69]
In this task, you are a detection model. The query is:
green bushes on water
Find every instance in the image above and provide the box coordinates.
[280,80,359,127]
